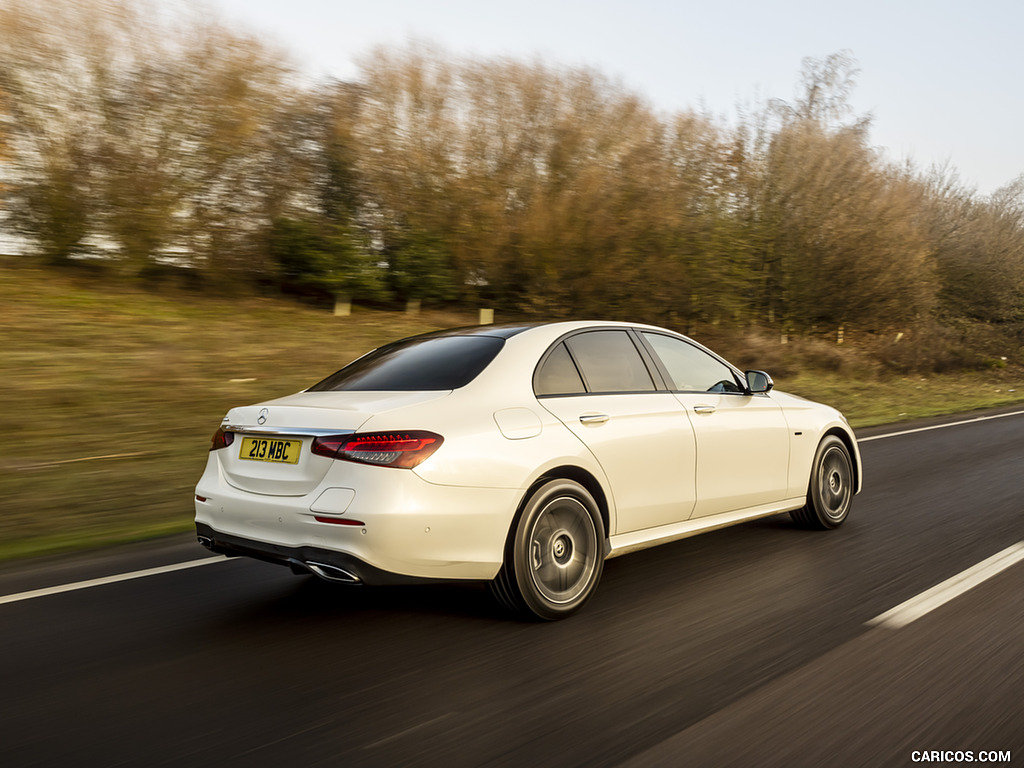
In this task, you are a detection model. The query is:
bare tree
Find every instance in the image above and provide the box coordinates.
[923,169,1024,322]
[743,54,935,331]
[0,0,303,281]
[0,0,113,261]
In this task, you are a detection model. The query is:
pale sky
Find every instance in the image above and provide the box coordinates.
[213,0,1022,195]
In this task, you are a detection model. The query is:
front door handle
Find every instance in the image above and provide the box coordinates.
[693,405,716,415]
[579,413,610,425]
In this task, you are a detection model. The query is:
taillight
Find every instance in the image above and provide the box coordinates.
[311,431,443,469]
[210,427,235,451]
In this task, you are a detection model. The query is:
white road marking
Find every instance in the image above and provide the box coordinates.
[867,542,1024,630]
[0,556,231,606]
[858,408,1024,442]
[860,410,1024,628]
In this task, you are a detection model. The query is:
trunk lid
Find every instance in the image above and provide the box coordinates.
[217,391,450,496]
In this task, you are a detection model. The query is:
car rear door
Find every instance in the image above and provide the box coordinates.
[535,330,697,534]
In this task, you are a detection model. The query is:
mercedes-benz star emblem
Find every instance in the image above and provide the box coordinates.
[257,408,269,425]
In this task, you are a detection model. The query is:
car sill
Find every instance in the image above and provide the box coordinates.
[607,497,807,559]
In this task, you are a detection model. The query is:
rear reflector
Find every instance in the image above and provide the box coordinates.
[314,516,365,526]
[312,430,443,469]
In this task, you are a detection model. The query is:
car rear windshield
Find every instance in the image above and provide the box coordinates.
[307,335,505,392]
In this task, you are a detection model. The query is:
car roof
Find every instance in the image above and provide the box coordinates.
[411,323,545,340]
[408,320,662,342]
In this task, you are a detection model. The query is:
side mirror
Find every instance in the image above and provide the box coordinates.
[745,370,774,394]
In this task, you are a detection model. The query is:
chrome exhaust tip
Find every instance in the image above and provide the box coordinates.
[305,561,362,584]
[197,535,214,549]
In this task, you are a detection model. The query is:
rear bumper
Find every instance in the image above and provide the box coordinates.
[194,454,520,581]
[195,522,453,585]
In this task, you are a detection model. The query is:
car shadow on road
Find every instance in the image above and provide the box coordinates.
[216,568,509,626]
[201,511,856,635]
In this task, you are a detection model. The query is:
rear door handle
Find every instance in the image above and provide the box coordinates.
[579,413,610,425]
[693,405,716,415]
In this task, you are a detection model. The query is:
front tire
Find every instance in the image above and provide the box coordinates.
[791,435,854,529]
[490,478,605,620]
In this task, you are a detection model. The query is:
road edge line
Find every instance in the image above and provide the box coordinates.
[866,542,1024,630]
[858,409,1024,442]
[0,556,232,607]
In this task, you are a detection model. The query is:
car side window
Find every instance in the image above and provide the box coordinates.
[564,331,656,393]
[641,332,743,393]
[535,342,586,396]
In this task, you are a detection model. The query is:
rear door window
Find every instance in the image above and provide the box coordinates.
[563,331,656,394]
[535,342,587,396]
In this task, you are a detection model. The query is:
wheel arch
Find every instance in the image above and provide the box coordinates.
[517,465,611,553]
[823,426,862,494]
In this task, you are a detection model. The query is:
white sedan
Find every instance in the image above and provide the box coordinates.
[195,321,861,619]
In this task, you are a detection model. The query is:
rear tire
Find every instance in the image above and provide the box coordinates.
[490,478,605,620]
[791,435,854,529]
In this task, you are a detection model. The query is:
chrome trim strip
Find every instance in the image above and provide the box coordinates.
[223,426,355,437]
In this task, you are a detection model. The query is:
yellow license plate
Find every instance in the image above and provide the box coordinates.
[239,437,301,464]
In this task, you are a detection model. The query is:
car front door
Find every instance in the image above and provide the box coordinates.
[639,332,792,519]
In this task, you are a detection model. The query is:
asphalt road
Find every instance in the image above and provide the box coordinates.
[1,407,1023,767]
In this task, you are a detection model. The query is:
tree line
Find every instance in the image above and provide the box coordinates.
[2,0,1023,338]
